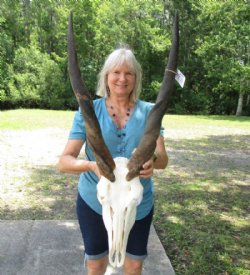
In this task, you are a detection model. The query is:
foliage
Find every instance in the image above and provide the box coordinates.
[5,45,69,109]
[0,0,249,114]
[0,31,12,101]
[195,0,250,114]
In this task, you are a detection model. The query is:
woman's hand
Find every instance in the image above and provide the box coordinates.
[139,159,154,178]
[58,139,101,178]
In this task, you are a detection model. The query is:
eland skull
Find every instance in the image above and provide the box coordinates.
[97,157,143,267]
[67,10,179,268]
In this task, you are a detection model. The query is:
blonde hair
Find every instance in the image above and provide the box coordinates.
[96,47,142,101]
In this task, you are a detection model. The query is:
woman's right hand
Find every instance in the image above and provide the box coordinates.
[58,139,104,180]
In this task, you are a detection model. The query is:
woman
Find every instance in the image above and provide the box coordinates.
[58,47,168,275]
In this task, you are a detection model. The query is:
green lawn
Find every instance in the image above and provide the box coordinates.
[0,108,74,130]
[1,109,249,274]
[157,114,250,275]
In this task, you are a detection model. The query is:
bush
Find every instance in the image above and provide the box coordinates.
[3,46,70,109]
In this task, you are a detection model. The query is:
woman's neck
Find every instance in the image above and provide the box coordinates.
[107,95,133,109]
[106,96,135,129]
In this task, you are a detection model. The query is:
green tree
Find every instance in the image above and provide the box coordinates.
[1,0,249,114]
[7,45,68,109]
[161,0,212,114]
[195,0,250,115]
[0,30,12,105]
[93,0,170,101]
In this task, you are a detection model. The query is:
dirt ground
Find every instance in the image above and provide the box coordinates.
[0,128,80,219]
[0,125,249,219]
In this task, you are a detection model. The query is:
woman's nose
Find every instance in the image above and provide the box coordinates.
[118,73,126,81]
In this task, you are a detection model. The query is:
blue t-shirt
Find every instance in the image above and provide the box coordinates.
[69,97,164,220]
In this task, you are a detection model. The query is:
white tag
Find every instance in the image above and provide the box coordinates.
[175,69,185,88]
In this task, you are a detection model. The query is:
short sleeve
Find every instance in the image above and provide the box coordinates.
[68,109,86,140]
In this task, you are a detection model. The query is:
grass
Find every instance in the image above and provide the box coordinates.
[154,114,250,275]
[0,108,74,130]
[1,109,250,274]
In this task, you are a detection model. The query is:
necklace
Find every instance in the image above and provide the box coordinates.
[106,99,134,127]
[109,105,131,120]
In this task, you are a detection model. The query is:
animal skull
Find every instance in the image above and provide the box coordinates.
[97,157,143,267]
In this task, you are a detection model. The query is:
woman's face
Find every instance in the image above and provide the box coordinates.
[107,63,136,98]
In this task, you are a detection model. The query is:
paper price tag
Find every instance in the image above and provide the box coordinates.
[175,69,185,88]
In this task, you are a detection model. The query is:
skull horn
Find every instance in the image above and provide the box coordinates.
[126,12,179,181]
[68,11,116,182]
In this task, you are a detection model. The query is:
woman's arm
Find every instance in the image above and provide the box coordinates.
[139,135,168,178]
[57,139,100,177]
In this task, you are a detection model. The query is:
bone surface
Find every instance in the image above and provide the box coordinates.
[97,157,143,268]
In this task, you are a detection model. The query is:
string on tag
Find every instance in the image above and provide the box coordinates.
[165,69,177,75]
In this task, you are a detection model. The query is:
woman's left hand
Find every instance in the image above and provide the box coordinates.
[139,159,154,178]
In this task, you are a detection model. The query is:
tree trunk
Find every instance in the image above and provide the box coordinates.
[22,0,31,45]
[236,93,244,116]
[247,94,250,106]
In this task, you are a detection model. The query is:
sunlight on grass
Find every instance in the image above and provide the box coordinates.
[220,214,249,228]
[154,114,250,274]
[1,109,250,131]
[167,215,185,225]
[163,114,250,129]
[0,109,75,130]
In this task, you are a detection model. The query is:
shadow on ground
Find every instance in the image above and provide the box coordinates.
[2,133,250,274]
[1,165,79,220]
[153,134,250,274]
